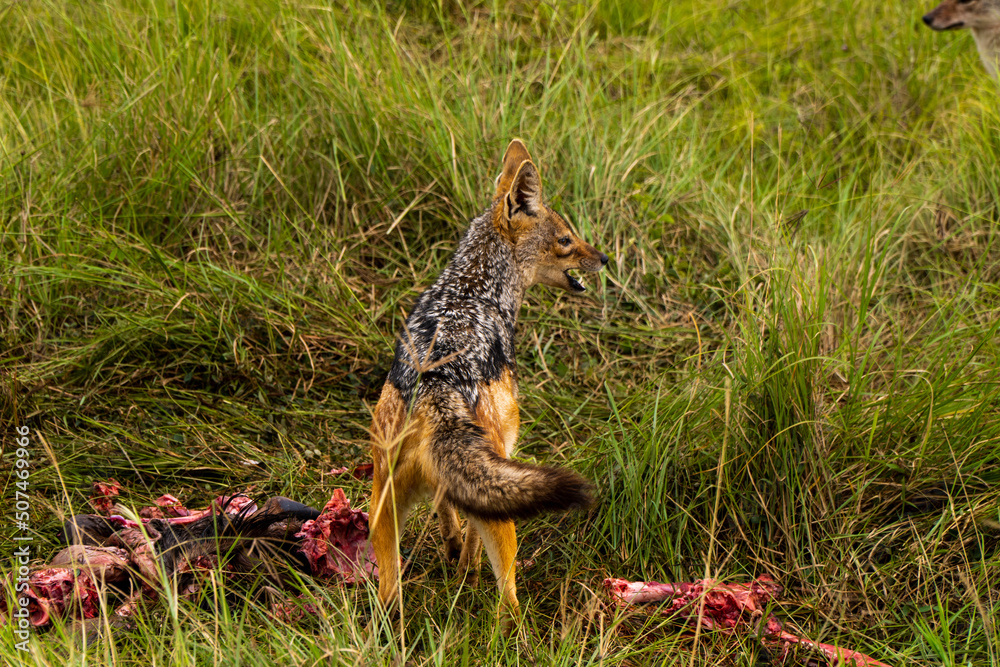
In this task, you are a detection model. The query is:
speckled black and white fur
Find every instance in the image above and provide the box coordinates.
[387,202,520,412]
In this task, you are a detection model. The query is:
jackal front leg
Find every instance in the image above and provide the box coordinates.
[434,496,464,563]
[457,522,482,585]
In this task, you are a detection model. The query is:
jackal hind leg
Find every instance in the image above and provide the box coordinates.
[469,516,519,635]
[369,466,414,635]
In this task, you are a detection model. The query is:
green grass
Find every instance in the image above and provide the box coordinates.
[2,0,999,664]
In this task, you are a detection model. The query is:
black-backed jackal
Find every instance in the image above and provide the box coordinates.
[368,139,607,634]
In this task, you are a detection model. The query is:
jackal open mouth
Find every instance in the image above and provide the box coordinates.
[565,270,585,292]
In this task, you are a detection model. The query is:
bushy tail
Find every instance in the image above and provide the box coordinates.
[430,406,593,521]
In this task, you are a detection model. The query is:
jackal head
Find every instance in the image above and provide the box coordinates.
[491,139,608,293]
[923,0,1000,32]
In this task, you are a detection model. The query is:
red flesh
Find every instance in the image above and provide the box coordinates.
[604,576,891,667]
[295,489,376,582]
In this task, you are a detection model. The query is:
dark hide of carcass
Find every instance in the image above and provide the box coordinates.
[1,482,375,641]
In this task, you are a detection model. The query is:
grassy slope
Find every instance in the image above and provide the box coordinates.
[1,0,999,664]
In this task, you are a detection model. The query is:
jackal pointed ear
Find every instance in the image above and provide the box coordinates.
[503,160,542,219]
[494,139,534,198]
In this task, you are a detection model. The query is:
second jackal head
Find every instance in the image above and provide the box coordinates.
[924,0,1000,32]
[491,140,609,293]
[923,0,1000,76]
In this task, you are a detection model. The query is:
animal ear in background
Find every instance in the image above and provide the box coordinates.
[505,159,542,218]
[495,139,533,198]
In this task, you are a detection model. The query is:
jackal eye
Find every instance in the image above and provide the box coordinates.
[558,236,571,246]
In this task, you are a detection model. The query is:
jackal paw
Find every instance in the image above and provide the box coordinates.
[443,537,463,562]
[456,556,481,586]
